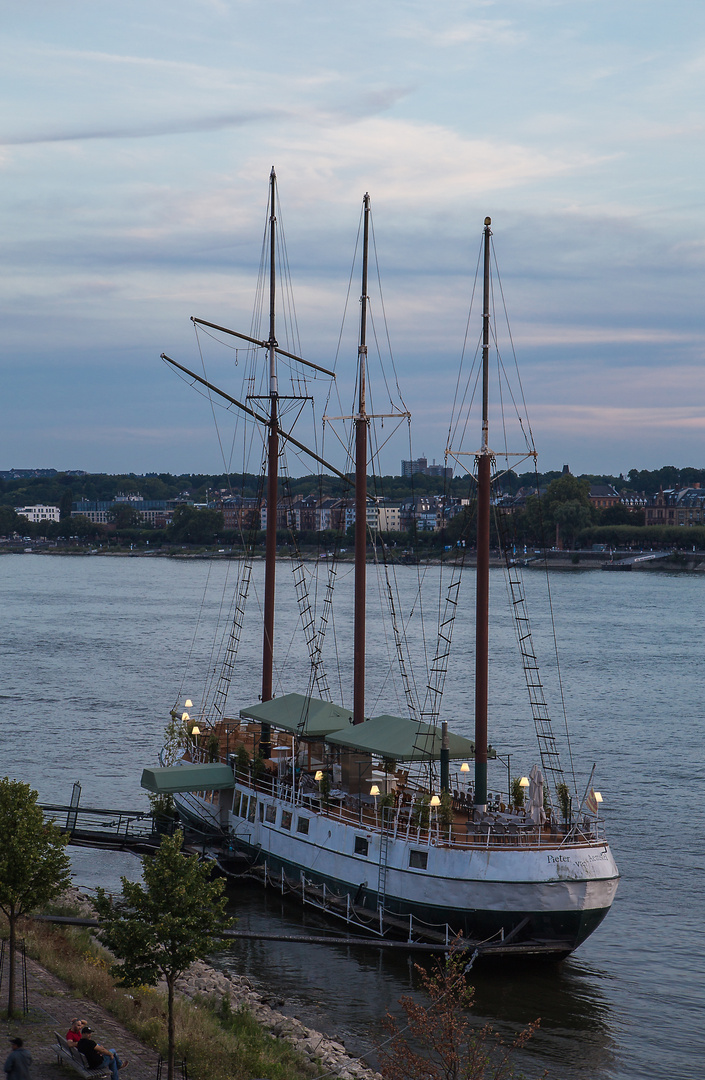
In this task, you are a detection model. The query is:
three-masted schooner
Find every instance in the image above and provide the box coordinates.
[146,175,620,959]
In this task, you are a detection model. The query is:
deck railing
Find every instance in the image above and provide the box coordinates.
[182,741,605,849]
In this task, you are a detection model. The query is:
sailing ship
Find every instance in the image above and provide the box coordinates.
[146,175,620,959]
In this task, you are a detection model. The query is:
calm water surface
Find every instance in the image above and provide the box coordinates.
[1,553,703,1080]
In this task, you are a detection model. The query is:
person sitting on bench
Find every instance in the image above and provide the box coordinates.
[66,1019,86,1045]
[77,1027,128,1079]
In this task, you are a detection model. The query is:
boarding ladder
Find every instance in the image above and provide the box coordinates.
[505,560,566,798]
[377,807,392,912]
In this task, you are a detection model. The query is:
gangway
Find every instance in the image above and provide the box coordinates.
[602,550,674,570]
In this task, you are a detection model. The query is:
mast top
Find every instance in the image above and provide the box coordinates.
[270,166,276,178]
[484,216,491,227]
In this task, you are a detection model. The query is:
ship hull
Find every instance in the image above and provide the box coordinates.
[174,784,619,958]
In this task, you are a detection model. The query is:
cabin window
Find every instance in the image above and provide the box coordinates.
[258,802,264,823]
[354,836,369,856]
[281,811,292,830]
[265,804,277,824]
[248,799,256,823]
[233,793,243,817]
[409,850,428,870]
[297,816,310,835]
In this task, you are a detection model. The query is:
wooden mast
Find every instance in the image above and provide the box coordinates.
[353,194,370,726]
[474,216,492,809]
[261,166,278,757]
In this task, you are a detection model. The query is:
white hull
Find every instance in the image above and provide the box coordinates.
[175,779,619,955]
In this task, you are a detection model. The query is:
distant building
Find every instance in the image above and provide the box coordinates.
[589,484,620,509]
[218,497,260,532]
[71,498,172,525]
[376,504,402,532]
[16,504,60,523]
[71,500,113,524]
[645,486,705,527]
[401,457,453,480]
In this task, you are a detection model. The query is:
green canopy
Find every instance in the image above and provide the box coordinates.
[325,714,483,762]
[141,763,235,794]
[239,693,352,739]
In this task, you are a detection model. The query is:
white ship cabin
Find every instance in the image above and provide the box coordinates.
[153,693,604,849]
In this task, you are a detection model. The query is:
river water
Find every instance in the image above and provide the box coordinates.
[2,553,703,1080]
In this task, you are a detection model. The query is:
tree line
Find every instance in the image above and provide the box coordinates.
[3,461,705,511]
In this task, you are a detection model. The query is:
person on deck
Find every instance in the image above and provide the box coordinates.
[77,1028,128,1080]
[4,1038,31,1080]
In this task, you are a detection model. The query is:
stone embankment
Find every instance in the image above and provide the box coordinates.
[170,957,382,1080]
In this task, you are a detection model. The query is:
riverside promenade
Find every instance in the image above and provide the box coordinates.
[1,955,159,1080]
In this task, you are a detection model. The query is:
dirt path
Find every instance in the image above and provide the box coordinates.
[1,955,160,1080]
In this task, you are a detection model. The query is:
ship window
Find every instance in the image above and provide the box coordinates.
[281,811,292,830]
[265,804,277,824]
[233,793,243,817]
[248,799,256,822]
[258,802,264,823]
[354,836,369,856]
[409,850,428,870]
[297,817,310,835]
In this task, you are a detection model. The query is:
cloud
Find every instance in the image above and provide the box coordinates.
[398,18,522,48]
[0,110,279,146]
[529,404,705,434]
[514,325,699,347]
[266,116,597,204]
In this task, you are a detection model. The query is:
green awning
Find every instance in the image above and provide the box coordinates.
[325,714,484,762]
[239,693,353,738]
[141,763,235,794]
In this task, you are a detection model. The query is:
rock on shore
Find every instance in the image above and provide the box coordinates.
[171,957,382,1080]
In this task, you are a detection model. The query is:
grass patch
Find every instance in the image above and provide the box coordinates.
[1,914,321,1080]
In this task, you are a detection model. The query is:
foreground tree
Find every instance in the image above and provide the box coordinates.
[168,505,224,545]
[378,951,544,1080]
[94,830,229,1080]
[0,778,72,1018]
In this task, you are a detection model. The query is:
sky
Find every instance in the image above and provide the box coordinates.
[2,0,705,479]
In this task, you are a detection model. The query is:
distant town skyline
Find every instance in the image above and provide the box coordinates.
[2,2,705,476]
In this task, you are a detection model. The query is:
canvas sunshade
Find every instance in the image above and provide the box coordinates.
[140,763,235,794]
[325,714,484,762]
[239,693,352,738]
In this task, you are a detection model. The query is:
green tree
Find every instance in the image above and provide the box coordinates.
[599,503,644,526]
[110,504,143,529]
[59,488,73,520]
[0,506,22,535]
[552,500,593,548]
[0,778,72,1018]
[94,830,229,1080]
[168,505,224,545]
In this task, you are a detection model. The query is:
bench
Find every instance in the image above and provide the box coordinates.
[54,1033,109,1078]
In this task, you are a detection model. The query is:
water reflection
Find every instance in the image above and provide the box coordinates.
[210,881,619,1079]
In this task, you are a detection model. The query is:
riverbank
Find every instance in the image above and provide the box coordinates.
[3,543,705,570]
[10,890,381,1080]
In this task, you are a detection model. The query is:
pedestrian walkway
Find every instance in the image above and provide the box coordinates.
[1,955,160,1080]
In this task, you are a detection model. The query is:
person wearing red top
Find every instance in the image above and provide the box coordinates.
[65,1020,85,1044]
